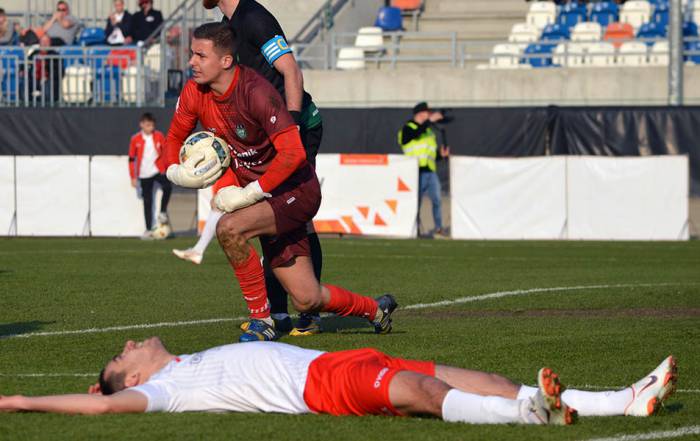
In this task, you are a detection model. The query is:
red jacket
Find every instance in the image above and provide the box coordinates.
[128,130,167,179]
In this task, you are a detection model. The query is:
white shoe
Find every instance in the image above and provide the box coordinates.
[140,230,154,240]
[157,212,169,224]
[527,367,576,425]
[624,355,678,416]
[172,248,203,265]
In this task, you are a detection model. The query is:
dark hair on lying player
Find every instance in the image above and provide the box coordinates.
[192,22,237,59]
[98,366,126,396]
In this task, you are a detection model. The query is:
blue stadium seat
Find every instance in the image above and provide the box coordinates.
[637,22,666,43]
[686,40,700,64]
[590,2,619,27]
[541,23,570,41]
[0,47,24,71]
[58,45,85,69]
[647,0,668,6]
[523,43,555,67]
[78,27,106,46]
[0,48,23,102]
[374,7,403,31]
[683,21,698,38]
[558,2,587,29]
[653,3,669,28]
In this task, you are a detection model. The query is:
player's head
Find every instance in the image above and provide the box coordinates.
[189,22,237,86]
[201,0,219,10]
[98,337,168,395]
[139,112,156,134]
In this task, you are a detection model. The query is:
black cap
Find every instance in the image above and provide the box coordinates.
[412,102,429,115]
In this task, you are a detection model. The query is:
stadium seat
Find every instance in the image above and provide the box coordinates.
[652,2,669,28]
[374,7,403,32]
[391,0,423,30]
[336,47,365,70]
[107,47,137,69]
[78,27,106,46]
[620,1,652,30]
[144,44,161,76]
[585,41,616,66]
[541,24,570,41]
[683,21,698,38]
[58,46,85,69]
[604,22,635,48]
[523,43,555,67]
[0,47,24,72]
[509,23,539,49]
[693,2,700,26]
[558,2,587,29]
[354,27,384,52]
[590,2,619,27]
[648,40,669,66]
[489,44,521,69]
[553,42,586,67]
[61,65,92,104]
[637,22,666,43]
[572,22,603,41]
[526,1,557,31]
[121,66,144,104]
[618,41,648,65]
[686,40,700,64]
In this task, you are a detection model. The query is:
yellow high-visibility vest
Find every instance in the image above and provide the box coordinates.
[398,121,438,172]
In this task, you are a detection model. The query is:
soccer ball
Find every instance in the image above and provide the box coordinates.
[179,131,231,174]
[151,223,171,240]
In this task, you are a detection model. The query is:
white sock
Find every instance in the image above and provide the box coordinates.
[194,209,223,254]
[517,384,632,416]
[271,313,290,321]
[441,389,534,424]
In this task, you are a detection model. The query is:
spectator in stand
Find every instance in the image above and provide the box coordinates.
[105,0,133,46]
[128,113,172,240]
[131,0,163,44]
[42,1,81,46]
[28,34,62,101]
[0,9,21,45]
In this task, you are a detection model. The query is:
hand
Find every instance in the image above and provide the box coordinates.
[88,383,102,395]
[51,12,60,21]
[125,36,133,44]
[0,395,23,412]
[440,145,450,158]
[166,152,223,189]
[429,111,444,123]
[214,181,270,213]
[130,178,137,188]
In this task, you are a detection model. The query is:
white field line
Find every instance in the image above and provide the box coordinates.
[0,373,98,377]
[581,426,700,441]
[1,282,685,340]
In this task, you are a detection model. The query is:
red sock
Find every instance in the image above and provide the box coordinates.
[323,285,378,320]
[230,245,270,319]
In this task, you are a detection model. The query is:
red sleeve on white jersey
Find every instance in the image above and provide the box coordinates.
[164,81,201,167]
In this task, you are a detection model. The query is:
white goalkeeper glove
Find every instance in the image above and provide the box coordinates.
[214,181,271,213]
[166,151,222,189]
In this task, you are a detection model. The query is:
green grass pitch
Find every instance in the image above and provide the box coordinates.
[1,237,699,440]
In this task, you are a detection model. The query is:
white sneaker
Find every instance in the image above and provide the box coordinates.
[140,230,154,240]
[527,367,576,425]
[172,248,203,265]
[158,213,169,224]
[624,355,678,417]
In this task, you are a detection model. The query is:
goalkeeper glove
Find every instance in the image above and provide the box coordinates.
[214,181,271,213]
[166,151,222,189]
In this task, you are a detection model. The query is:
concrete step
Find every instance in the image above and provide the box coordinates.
[417,16,516,40]
[425,0,529,15]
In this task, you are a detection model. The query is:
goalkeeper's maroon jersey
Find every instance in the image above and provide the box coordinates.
[164,65,310,191]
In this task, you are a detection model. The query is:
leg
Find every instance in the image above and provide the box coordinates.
[435,365,520,399]
[155,173,172,214]
[417,171,429,234]
[140,176,155,230]
[427,171,443,231]
[193,208,223,254]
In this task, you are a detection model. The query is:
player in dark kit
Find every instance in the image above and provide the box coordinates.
[204,0,324,336]
[164,23,397,342]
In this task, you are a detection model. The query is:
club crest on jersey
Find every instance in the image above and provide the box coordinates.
[236,124,247,140]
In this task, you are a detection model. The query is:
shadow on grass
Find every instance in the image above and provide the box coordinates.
[0,321,55,339]
[320,316,406,335]
[663,402,684,414]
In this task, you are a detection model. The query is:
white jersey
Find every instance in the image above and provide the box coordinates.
[130,342,325,414]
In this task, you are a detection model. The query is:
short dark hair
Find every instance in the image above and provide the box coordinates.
[0,8,6,15]
[193,22,237,58]
[98,366,126,395]
[140,112,155,123]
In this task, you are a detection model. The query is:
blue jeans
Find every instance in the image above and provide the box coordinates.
[419,170,442,231]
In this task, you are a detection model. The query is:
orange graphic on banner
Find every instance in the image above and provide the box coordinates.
[313,220,347,234]
[397,178,411,192]
[357,206,370,219]
[385,200,397,213]
[341,216,362,234]
[340,154,389,166]
[374,214,387,226]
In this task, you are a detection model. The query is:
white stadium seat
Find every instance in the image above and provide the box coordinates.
[617,41,648,66]
[144,44,161,75]
[586,42,616,67]
[554,43,586,67]
[336,47,366,70]
[620,0,651,31]
[354,27,384,52]
[693,2,700,27]
[489,44,521,69]
[526,1,557,31]
[509,22,540,49]
[571,22,603,42]
[61,65,93,104]
[649,41,669,66]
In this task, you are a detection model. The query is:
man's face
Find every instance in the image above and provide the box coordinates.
[114,0,125,13]
[189,38,230,85]
[414,110,430,123]
[102,336,165,386]
[56,2,69,16]
[0,14,7,26]
[139,0,151,11]
[202,0,219,10]
[140,120,155,134]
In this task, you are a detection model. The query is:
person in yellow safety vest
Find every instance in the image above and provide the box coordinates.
[398,102,450,239]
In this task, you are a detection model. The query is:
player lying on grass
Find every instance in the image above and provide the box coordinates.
[0,337,677,426]
[162,22,396,342]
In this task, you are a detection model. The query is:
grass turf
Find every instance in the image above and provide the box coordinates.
[0,237,698,440]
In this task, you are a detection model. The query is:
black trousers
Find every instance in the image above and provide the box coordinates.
[264,123,324,316]
[140,173,172,230]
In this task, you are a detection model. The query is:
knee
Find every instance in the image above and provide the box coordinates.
[290,290,323,313]
[216,217,246,249]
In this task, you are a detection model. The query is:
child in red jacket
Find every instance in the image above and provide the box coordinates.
[128,112,172,239]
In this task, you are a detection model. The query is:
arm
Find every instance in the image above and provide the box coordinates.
[272,53,304,115]
[59,16,76,30]
[128,136,138,181]
[258,126,305,192]
[42,13,58,32]
[400,122,429,146]
[0,390,147,415]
